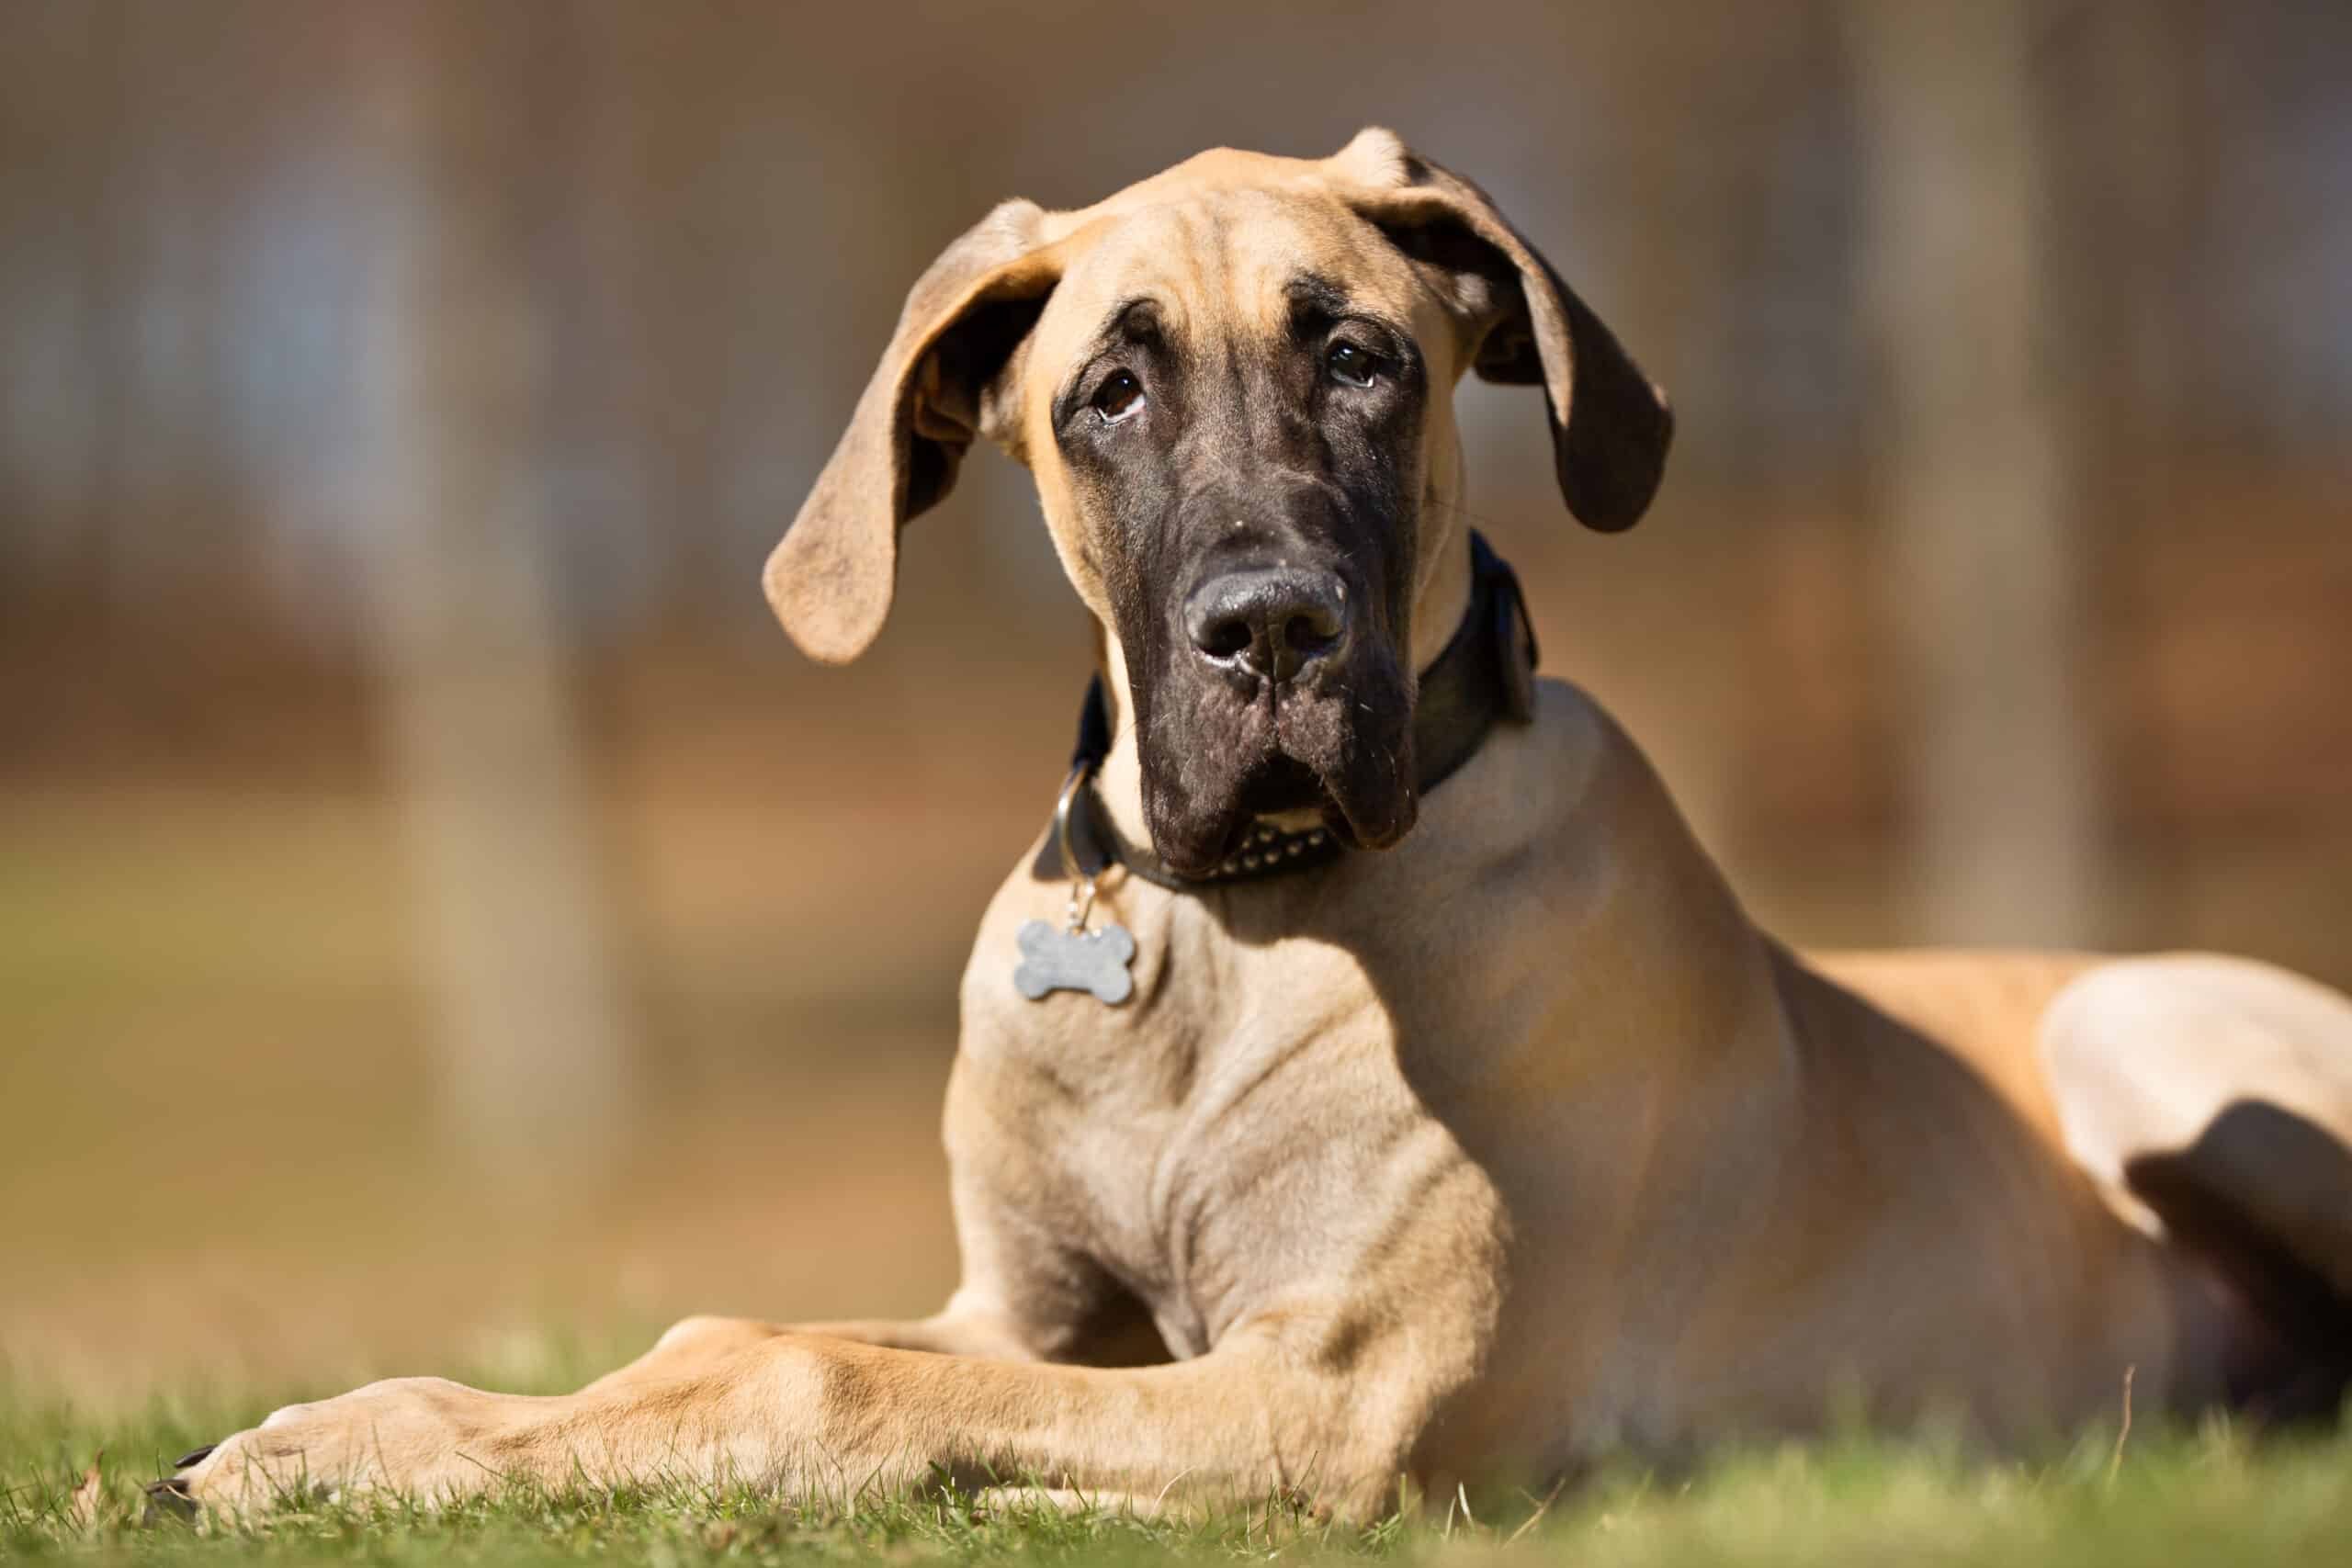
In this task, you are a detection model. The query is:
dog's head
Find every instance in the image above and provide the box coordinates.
[770,130,1670,875]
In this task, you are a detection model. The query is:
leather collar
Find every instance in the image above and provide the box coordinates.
[1031,531,1539,892]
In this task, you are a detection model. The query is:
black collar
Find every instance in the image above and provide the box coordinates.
[1031,531,1539,891]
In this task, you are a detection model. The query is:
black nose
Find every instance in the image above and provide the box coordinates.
[1184,567,1349,682]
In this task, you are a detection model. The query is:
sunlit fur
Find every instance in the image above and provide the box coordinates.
[171,132,2352,1527]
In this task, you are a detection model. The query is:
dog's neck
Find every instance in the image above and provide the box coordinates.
[1092,526,1479,853]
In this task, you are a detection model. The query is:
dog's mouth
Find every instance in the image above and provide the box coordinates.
[1232,752,1328,823]
[1137,660,1419,878]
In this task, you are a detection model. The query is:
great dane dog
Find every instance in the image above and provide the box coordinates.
[163,130,2352,1522]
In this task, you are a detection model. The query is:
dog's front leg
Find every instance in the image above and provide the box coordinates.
[167,1325,1412,1521]
[574,1309,1049,1398]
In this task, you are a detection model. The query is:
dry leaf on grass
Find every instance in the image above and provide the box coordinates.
[62,1450,106,1533]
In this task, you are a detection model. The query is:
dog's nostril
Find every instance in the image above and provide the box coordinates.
[1283,610,1340,656]
[1201,618,1254,660]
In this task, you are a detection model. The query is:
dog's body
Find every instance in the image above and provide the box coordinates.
[166,132,2352,1522]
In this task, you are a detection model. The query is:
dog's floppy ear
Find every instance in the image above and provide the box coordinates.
[765,199,1061,662]
[1329,130,1672,532]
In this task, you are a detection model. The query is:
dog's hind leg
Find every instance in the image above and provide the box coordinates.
[2041,953,2352,1412]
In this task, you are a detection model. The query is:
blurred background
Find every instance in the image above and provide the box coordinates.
[4,0,2346,1404]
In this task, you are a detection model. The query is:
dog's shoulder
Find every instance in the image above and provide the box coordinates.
[1451,674,1673,855]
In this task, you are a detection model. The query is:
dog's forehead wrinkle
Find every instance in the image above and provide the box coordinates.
[1286,270,1356,319]
[1055,188,1408,321]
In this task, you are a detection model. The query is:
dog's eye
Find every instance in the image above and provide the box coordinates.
[1326,342,1379,389]
[1092,370,1145,424]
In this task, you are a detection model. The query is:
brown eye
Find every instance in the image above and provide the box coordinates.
[1326,341,1378,388]
[1092,369,1145,424]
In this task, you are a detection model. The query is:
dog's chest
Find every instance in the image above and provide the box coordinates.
[969,894,1442,1352]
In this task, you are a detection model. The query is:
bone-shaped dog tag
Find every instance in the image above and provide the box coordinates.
[1013,919,1136,1005]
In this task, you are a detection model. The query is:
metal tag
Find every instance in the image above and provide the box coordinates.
[1014,919,1136,1006]
[1019,759,1137,1004]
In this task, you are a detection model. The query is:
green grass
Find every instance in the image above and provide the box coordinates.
[7,1351,2352,1567]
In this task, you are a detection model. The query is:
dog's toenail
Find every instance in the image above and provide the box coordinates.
[141,1478,198,1525]
[173,1445,215,1469]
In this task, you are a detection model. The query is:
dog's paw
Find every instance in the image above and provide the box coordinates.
[149,1378,514,1522]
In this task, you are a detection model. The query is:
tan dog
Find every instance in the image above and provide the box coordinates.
[163,130,2352,1523]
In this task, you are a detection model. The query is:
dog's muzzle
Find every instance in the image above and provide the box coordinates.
[1040,531,1540,891]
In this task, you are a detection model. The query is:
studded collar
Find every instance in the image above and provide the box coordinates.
[1030,531,1539,893]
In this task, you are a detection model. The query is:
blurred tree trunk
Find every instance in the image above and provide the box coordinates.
[346,3,628,1190]
[1848,0,2100,947]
